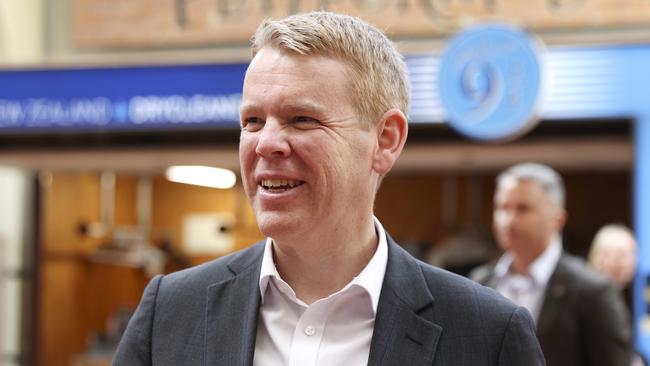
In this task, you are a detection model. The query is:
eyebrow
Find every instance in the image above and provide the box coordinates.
[240,100,326,116]
[283,102,325,116]
[239,102,259,115]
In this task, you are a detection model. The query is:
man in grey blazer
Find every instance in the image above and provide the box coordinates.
[114,11,544,366]
[471,162,632,366]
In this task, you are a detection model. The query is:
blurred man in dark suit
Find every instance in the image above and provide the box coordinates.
[471,162,632,366]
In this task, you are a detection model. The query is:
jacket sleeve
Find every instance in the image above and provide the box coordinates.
[112,275,164,366]
[580,282,632,366]
[497,306,547,366]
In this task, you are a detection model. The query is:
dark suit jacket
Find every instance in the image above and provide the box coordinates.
[471,251,632,366]
[114,236,545,365]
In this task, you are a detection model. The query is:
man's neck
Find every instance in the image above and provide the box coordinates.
[510,258,532,276]
[510,238,557,276]
[271,216,378,304]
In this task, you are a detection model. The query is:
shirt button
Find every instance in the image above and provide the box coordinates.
[304,325,316,336]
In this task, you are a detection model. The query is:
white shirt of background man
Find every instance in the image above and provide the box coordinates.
[494,237,562,322]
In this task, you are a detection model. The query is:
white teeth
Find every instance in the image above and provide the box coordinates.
[261,179,301,188]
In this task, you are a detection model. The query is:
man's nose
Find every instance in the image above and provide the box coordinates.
[255,119,290,158]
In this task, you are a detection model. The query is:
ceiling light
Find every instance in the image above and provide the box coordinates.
[165,165,236,189]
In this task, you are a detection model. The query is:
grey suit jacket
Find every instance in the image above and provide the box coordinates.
[114,236,544,365]
[471,251,632,366]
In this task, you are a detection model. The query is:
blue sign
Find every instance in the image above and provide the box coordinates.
[438,24,543,141]
[0,63,248,132]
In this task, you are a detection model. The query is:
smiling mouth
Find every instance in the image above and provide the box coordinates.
[260,179,305,193]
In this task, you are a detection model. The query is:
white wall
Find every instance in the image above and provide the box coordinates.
[0,167,34,365]
[0,0,43,64]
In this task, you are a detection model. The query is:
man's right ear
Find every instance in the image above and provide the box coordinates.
[372,108,408,175]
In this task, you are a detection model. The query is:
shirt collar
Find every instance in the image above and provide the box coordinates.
[258,216,388,314]
[494,236,562,286]
[258,237,279,303]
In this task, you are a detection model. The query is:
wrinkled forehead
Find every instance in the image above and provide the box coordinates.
[245,47,353,87]
[243,47,359,111]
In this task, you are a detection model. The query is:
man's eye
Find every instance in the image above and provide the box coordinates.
[292,116,319,125]
[516,205,531,214]
[241,117,264,131]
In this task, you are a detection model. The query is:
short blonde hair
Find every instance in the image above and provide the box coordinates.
[250,11,410,127]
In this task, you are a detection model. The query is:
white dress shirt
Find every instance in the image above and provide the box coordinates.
[253,217,388,366]
[493,237,562,322]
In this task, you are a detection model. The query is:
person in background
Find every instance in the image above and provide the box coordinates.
[113,11,544,365]
[588,223,637,290]
[588,224,646,366]
[471,162,632,366]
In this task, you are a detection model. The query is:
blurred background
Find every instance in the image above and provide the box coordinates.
[0,0,647,365]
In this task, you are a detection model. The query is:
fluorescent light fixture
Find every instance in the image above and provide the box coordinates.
[165,165,236,189]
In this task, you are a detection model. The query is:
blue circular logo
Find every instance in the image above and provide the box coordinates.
[438,24,544,141]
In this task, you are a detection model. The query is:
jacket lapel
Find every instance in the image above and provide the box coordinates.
[476,253,568,335]
[536,253,568,337]
[205,243,264,366]
[368,236,442,366]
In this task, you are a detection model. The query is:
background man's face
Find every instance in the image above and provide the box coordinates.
[591,232,637,288]
[493,178,564,260]
[238,47,378,241]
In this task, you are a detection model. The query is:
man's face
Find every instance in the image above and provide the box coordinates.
[493,178,565,259]
[239,47,379,240]
[591,232,637,288]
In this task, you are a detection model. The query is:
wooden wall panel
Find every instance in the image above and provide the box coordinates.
[375,175,444,246]
[38,172,148,366]
[563,171,632,256]
[113,175,138,227]
[41,172,102,255]
[38,172,102,366]
[38,261,87,366]
[82,264,149,338]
